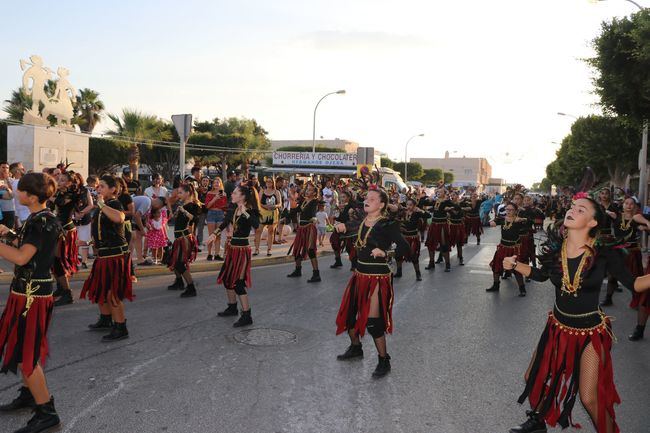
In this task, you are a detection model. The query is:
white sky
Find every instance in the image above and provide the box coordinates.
[0,0,643,185]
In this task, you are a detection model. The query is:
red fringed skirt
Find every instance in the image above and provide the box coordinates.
[630,253,650,313]
[343,237,357,262]
[291,224,317,259]
[518,311,620,433]
[167,234,198,272]
[80,253,134,304]
[518,232,534,264]
[448,223,466,247]
[52,227,79,278]
[0,280,54,377]
[404,234,421,262]
[465,215,483,237]
[217,244,252,289]
[336,271,393,337]
[489,243,520,274]
[425,221,450,251]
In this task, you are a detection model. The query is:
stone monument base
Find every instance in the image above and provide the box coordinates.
[7,124,89,179]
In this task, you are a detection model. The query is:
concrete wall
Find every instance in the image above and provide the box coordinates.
[7,125,89,179]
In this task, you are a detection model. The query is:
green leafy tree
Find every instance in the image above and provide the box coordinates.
[75,88,105,133]
[443,171,454,184]
[107,109,172,179]
[89,137,130,175]
[589,10,650,122]
[394,161,423,180]
[544,115,640,187]
[380,156,394,169]
[420,168,443,184]
[2,88,32,122]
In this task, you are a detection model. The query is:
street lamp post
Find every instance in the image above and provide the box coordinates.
[557,112,578,119]
[404,133,424,182]
[597,0,644,10]
[312,90,346,153]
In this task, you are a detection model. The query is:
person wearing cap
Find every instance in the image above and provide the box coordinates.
[122,167,141,196]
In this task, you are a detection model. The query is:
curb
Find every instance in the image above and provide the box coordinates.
[0,250,334,283]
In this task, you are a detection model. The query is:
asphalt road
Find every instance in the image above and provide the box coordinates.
[0,228,648,433]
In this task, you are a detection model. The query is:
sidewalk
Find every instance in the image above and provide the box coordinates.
[0,228,334,283]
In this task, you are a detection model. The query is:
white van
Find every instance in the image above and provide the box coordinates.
[377,167,408,192]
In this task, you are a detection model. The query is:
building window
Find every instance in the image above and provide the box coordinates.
[464,169,472,175]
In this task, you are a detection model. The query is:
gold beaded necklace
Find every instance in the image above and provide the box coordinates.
[503,218,514,231]
[560,238,595,297]
[619,215,632,231]
[355,216,384,249]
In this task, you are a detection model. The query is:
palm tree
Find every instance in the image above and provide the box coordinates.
[3,88,32,122]
[107,108,172,178]
[75,88,105,133]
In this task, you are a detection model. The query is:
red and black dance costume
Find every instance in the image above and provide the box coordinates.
[513,245,636,433]
[80,199,133,340]
[396,209,429,280]
[330,201,360,270]
[603,214,650,340]
[0,210,62,376]
[486,217,526,295]
[424,198,453,271]
[447,203,466,266]
[288,197,320,282]
[216,207,260,327]
[51,189,80,306]
[463,198,484,245]
[335,217,410,377]
[167,202,200,295]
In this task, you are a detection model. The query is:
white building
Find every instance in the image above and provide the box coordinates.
[411,151,492,189]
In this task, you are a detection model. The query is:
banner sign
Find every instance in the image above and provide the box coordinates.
[272,151,357,167]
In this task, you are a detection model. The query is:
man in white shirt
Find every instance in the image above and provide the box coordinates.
[9,162,29,227]
[144,174,169,199]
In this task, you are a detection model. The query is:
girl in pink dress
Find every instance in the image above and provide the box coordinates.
[146,206,168,264]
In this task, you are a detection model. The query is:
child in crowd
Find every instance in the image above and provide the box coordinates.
[146,206,168,264]
[316,202,329,247]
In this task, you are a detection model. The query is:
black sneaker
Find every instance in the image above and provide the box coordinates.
[458,257,464,266]
[217,303,238,317]
[53,290,73,307]
[0,386,34,412]
[206,254,213,261]
[372,354,391,378]
[88,314,113,331]
[287,268,302,278]
[215,255,224,261]
[425,262,435,270]
[508,410,547,433]
[600,296,613,307]
[81,262,88,270]
[394,268,403,278]
[102,322,129,342]
[336,343,363,360]
[180,284,197,298]
[629,325,645,341]
[416,271,422,281]
[233,310,253,328]
[518,286,527,297]
[330,258,343,269]
[486,282,500,292]
[307,271,321,283]
[167,277,185,290]
[14,397,60,433]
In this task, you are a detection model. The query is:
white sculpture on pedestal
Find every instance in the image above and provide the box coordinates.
[20,55,76,131]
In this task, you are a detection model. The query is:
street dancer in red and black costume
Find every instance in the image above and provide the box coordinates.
[486,202,527,296]
[334,187,410,378]
[329,190,359,270]
[424,189,453,272]
[0,173,63,433]
[287,183,321,282]
[462,191,484,245]
[395,198,428,281]
[51,171,81,307]
[166,183,201,297]
[598,197,650,341]
[502,193,650,433]
[80,175,133,341]
[214,184,260,327]
[447,191,466,266]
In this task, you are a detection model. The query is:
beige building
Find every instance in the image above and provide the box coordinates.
[270,139,359,153]
[485,178,507,194]
[411,151,492,188]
